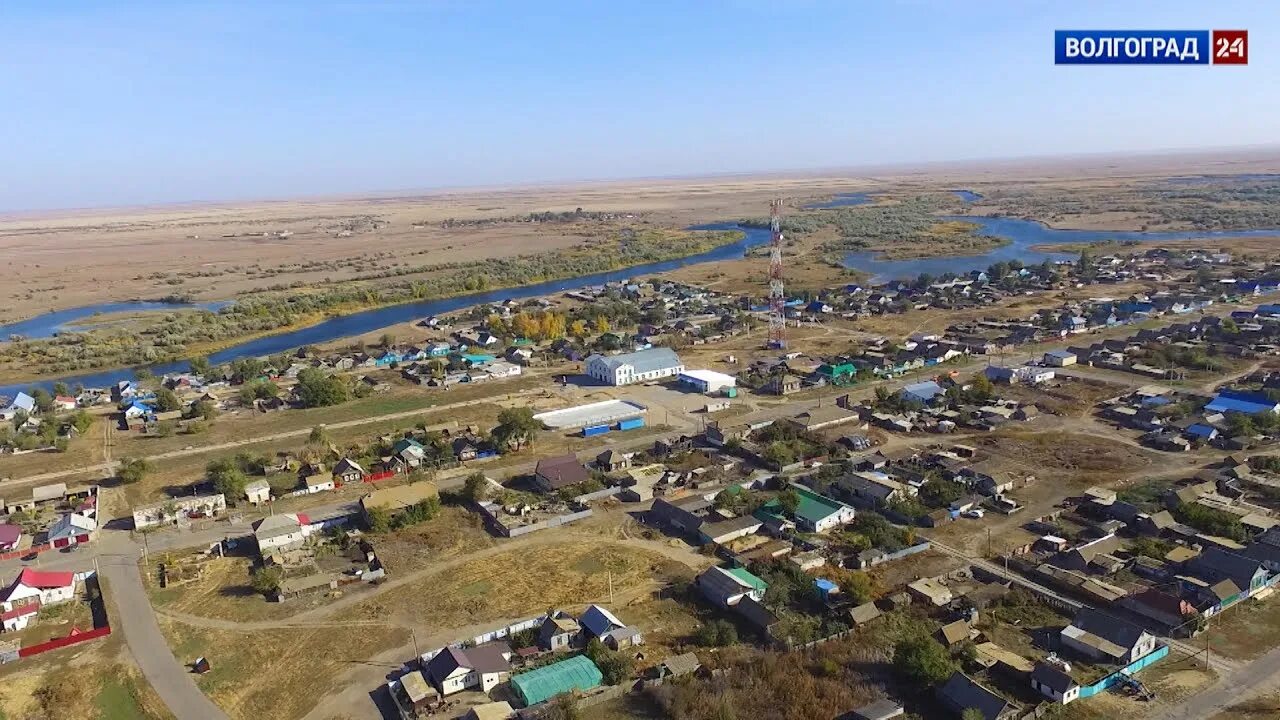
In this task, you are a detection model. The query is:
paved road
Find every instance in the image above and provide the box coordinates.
[97,537,230,720]
[1162,642,1280,719]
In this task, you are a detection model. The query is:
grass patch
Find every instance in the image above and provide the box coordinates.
[573,556,606,574]
[351,541,693,632]
[459,580,492,597]
[1213,693,1280,720]
[1200,596,1280,660]
[95,674,163,720]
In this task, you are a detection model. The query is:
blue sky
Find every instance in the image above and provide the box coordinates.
[2,0,1276,210]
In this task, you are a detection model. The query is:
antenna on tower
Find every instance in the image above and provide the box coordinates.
[767,198,787,349]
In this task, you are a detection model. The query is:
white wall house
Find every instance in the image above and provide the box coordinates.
[1,569,77,631]
[245,479,271,505]
[253,513,313,555]
[424,645,512,696]
[585,348,684,386]
[132,494,227,529]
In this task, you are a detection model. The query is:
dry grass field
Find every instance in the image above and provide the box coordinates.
[4,148,1278,326]
[0,640,172,720]
[0,175,879,323]
[147,555,308,624]
[157,615,407,720]
[348,540,694,631]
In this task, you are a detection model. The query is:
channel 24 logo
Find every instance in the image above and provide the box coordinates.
[1055,30,1247,65]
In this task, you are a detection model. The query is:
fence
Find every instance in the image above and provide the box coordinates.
[576,486,624,503]
[502,509,594,538]
[17,626,111,659]
[0,533,92,562]
[772,628,869,652]
[853,541,932,569]
[363,471,395,483]
[420,613,549,662]
[1077,644,1169,699]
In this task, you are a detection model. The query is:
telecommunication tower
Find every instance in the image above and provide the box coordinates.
[767,198,786,349]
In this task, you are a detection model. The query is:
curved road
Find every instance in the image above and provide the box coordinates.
[97,536,230,720]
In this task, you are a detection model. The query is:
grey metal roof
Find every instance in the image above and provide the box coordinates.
[1070,607,1148,651]
[937,672,1010,720]
[589,347,682,374]
[1031,662,1076,694]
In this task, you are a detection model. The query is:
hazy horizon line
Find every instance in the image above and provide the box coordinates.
[5,142,1280,220]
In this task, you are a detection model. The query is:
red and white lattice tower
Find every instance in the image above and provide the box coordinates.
[767,198,786,349]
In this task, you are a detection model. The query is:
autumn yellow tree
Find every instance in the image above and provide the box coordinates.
[541,312,567,340]
[486,314,507,337]
[513,313,541,340]
[569,319,587,338]
[593,316,610,333]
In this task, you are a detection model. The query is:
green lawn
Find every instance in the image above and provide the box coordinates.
[95,676,152,720]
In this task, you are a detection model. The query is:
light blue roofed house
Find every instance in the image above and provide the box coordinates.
[1205,389,1280,416]
[9,392,36,413]
[901,380,946,405]
[814,578,839,600]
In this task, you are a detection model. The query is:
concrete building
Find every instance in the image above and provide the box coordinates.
[1043,350,1078,367]
[132,494,226,529]
[677,369,737,394]
[585,347,684,386]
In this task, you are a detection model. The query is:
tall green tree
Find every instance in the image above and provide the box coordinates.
[491,407,539,451]
[893,635,957,687]
[117,457,151,485]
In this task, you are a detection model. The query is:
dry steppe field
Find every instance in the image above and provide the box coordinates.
[4,147,1280,324]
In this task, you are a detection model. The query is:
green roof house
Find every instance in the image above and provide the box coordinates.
[696,565,768,608]
[510,655,603,707]
[817,362,857,381]
[756,484,855,534]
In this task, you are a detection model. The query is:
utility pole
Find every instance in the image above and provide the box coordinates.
[767,199,787,350]
[1204,623,1212,670]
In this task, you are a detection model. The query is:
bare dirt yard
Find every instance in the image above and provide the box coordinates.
[975,429,1162,487]
[157,615,407,720]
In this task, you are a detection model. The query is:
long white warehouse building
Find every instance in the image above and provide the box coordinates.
[585,347,684,386]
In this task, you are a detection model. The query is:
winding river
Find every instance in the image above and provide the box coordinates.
[0,222,767,398]
[4,195,1280,398]
[0,301,230,341]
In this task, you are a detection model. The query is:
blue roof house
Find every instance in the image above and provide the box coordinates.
[814,578,839,601]
[1185,424,1219,441]
[8,392,35,413]
[1205,390,1280,416]
[901,380,946,405]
